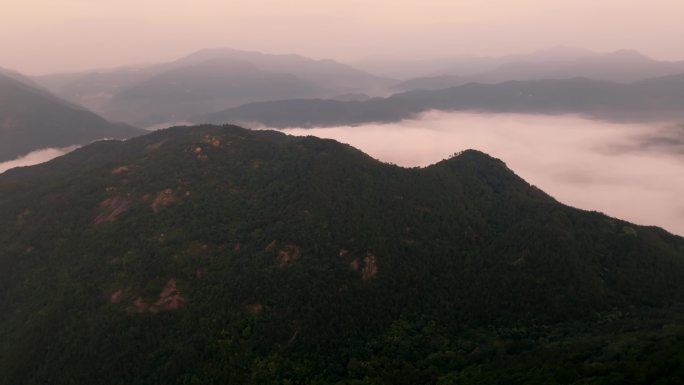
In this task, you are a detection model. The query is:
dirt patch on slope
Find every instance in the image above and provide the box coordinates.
[278,244,301,266]
[154,279,185,311]
[361,253,378,280]
[129,279,185,313]
[110,289,125,303]
[201,134,222,148]
[111,165,131,175]
[245,302,263,315]
[95,196,131,224]
[150,189,177,212]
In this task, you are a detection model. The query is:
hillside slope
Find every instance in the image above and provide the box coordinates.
[1,125,683,384]
[0,72,143,162]
[197,76,684,127]
[393,49,684,91]
[33,48,393,127]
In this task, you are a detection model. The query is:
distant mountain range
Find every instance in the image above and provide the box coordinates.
[362,47,684,89]
[33,48,394,127]
[1,124,683,384]
[0,72,143,163]
[26,47,684,129]
[195,74,684,128]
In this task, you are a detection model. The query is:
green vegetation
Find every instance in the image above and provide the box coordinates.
[1,125,683,384]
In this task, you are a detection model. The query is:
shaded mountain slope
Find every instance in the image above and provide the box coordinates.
[394,49,684,91]
[104,59,330,127]
[197,76,684,127]
[33,48,393,127]
[1,125,683,384]
[0,72,143,162]
[175,48,393,92]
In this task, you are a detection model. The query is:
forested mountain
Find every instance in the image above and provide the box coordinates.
[393,49,684,91]
[33,49,393,127]
[0,72,143,162]
[1,124,683,384]
[196,75,684,128]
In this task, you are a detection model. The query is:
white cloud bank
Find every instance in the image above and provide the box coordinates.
[279,111,684,236]
[0,145,80,174]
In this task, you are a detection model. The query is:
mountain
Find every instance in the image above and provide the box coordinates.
[34,66,160,117]
[175,48,394,92]
[1,124,683,384]
[0,67,45,89]
[0,72,143,163]
[394,49,684,91]
[197,75,684,128]
[103,59,330,127]
[355,46,599,81]
[33,49,394,127]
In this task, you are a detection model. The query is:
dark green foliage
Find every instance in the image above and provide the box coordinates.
[0,125,683,384]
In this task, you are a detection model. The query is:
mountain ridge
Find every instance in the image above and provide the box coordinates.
[32,48,394,127]
[0,72,144,162]
[1,124,683,384]
[195,75,684,127]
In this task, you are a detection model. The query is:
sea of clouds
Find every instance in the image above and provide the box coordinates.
[0,145,80,174]
[279,111,684,236]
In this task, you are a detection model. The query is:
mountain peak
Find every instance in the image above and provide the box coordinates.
[609,49,653,61]
[2,123,684,384]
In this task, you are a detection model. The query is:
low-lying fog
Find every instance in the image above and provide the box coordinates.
[279,112,684,236]
[0,145,79,174]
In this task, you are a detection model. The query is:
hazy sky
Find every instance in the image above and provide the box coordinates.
[2,0,684,74]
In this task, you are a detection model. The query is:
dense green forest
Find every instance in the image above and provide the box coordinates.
[1,125,683,384]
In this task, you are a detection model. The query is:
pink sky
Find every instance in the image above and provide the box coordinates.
[2,0,684,74]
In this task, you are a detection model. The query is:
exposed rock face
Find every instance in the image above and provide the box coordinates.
[111,166,130,175]
[278,244,301,266]
[245,302,263,315]
[361,254,378,280]
[154,279,185,311]
[151,189,176,212]
[110,289,125,304]
[350,258,360,272]
[128,279,185,313]
[95,196,131,224]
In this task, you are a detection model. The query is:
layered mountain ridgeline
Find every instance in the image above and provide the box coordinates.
[392,49,684,92]
[196,75,684,128]
[102,59,329,128]
[33,49,394,127]
[0,72,143,162]
[1,125,684,384]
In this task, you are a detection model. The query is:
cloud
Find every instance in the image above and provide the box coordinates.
[0,145,80,174]
[278,111,684,236]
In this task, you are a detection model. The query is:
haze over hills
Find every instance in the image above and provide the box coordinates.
[392,48,684,91]
[103,59,329,127]
[32,48,394,127]
[26,46,684,129]
[0,72,143,163]
[196,75,684,128]
[354,46,599,79]
[1,125,683,384]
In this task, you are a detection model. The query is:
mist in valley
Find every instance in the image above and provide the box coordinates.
[279,112,684,236]
[0,145,79,174]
